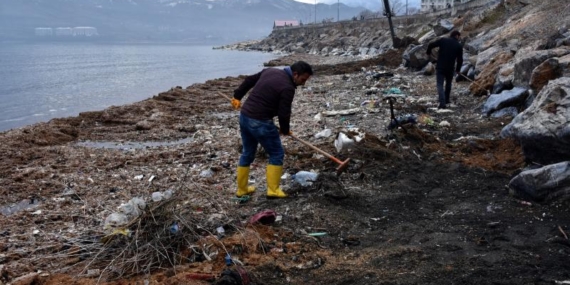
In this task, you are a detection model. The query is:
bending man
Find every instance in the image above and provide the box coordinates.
[426,30,463,109]
[231,61,313,198]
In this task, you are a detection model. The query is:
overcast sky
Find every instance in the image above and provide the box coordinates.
[293,0,421,10]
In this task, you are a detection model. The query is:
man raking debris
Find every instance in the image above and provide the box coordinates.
[216,62,351,199]
[225,61,314,199]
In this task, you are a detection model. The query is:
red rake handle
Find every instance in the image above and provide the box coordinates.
[290,134,343,165]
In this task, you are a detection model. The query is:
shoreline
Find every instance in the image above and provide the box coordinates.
[0,43,279,133]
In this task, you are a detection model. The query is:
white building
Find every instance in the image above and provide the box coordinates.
[72,27,98,36]
[55,27,73,36]
[421,0,472,12]
[35,27,53,36]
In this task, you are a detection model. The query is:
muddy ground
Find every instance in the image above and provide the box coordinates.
[1,50,570,285]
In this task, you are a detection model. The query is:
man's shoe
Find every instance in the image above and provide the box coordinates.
[266,165,288,198]
[438,105,446,109]
[236,166,256,197]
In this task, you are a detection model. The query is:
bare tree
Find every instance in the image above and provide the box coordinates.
[407,7,420,15]
[381,0,406,16]
[358,9,381,20]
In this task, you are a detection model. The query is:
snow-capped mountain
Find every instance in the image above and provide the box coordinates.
[0,0,369,43]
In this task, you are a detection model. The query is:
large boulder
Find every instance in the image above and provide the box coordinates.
[512,47,570,88]
[509,161,570,202]
[501,77,570,164]
[464,27,502,54]
[403,44,430,70]
[496,61,515,87]
[529,57,563,92]
[432,19,454,36]
[474,46,502,73]
[560,54,570,76]
[481,87,528,116]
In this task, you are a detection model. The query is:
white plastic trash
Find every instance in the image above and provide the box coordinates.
[314,129,332,138]
[335,128,365,152]
[104,212,128,228]
[152,192,164,202]
[313,112,323,122]
[118,202,135,216]
[216,226,225,236]
[200,169,214,178]
[293,171,319,187]
[335,132,355,152]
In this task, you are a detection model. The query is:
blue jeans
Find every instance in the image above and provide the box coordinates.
[436,69,454,106]
[238,114,284,167]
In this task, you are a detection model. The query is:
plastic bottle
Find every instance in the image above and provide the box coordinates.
[163,189,173,199]
[152,191,164,202]
[104,212,128,228]
[292,171,319,187]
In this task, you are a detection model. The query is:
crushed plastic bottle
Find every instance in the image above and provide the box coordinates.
[104,212,128,229]
[152,192,164,202]
[163,189,173,199]
[119,197,146,217]
[292,171,319,187]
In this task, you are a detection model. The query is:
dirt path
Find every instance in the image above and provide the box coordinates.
[1,52,569,285]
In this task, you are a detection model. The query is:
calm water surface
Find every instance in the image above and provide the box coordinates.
[0,43,276,132]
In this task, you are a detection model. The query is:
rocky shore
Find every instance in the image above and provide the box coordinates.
[1,1,570,285]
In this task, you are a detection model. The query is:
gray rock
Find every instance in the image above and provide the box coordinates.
[403,44,430,70]
[509,161,570,202]
[481,87,528,116]
[432,19,454,36]
[501,77,570,164]
[513,47,570,88]
[491,107,518,118]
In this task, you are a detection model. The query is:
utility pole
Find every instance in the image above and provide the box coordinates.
[382,0,398,47]
[406,0,408,15]
[314,0,317,24]
[337,0,339,22]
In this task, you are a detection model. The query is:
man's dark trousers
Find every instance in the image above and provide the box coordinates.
[436,69,454,108]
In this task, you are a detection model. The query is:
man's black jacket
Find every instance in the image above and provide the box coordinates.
[426,36,463,73]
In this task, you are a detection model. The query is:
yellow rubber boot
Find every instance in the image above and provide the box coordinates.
[236,166,255,197]
[266,165,288,198]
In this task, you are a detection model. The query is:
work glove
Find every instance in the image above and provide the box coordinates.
[231,98,241,110]
[277,127,292,136]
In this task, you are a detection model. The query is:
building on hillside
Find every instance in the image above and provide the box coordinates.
[73,27,98,36]
[55,27,73,36]
[35,28,53,36]
[420,0,472,12]
[46,27,98,37]
[273,20,300,29]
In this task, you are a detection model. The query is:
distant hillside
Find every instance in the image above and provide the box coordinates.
[0,0,368,44]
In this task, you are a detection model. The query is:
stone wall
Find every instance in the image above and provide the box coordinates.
[248,0,502,57]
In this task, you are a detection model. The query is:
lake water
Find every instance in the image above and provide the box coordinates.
[0,43,277,132]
